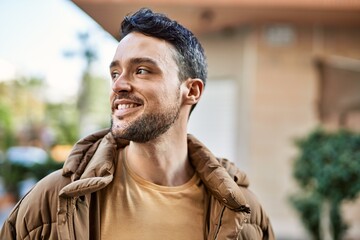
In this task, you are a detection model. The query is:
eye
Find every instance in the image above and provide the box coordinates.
[136,68,150,75]
[111,72,119,80]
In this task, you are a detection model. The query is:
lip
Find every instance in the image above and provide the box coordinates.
[112,99,143,117]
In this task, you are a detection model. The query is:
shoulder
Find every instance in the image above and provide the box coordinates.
[19,169,70,209]
[218,158,275,239]
[217,158,249,187]
[3,169,70,239]
[210,185,274,239]
[238,188,274,239]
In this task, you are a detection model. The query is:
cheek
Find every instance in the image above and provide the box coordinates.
[160,87,181,104]
[157,86,173,102]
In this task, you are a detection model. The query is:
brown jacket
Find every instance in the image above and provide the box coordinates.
[0,129,274,239]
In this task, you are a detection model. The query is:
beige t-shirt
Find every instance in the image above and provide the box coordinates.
[99,148,206,240]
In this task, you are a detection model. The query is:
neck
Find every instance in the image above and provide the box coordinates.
[124,125,194,186]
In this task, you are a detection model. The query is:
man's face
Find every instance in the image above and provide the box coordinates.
[109,32,182,142]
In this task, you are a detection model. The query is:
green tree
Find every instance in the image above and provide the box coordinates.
[0,77,63,200]
[0,77,45,149]
[0,102,14,150]
[64,32,100,135]
[45,102,79,145]
[290,128,360,239]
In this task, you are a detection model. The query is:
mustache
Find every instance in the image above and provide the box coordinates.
[112,92,144,104]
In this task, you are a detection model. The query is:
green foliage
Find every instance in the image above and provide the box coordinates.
[64,31,109,135]
[290,193,347,240]
[0,161,28,197]
[0,102,14,150]
[0,33,109,202]
[291,128,360,239]
[0,158,63,200]
[329,199,347,240]
[293,129,360,200]
[46,102,79,145]
[29,160,64,181]
[290,192,322,240]
[0,77,66,200]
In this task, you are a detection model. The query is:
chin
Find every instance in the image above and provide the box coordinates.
[110,117,125,138]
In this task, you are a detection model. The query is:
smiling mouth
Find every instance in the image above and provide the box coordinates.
[117,103,140,110]
[113,98,143,115]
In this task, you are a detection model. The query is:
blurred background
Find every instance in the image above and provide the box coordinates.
[1,0,360,239]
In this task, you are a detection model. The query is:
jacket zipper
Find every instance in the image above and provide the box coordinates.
[213,205,226,240]
[68,198,76,240]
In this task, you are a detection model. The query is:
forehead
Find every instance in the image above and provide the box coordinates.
[113,32,178,66]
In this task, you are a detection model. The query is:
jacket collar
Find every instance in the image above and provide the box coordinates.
[187,134,250,213]
[60,129,250,213]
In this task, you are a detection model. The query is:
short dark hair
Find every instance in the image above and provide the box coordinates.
[120,8,207,87]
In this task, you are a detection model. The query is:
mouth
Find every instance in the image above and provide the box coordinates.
[112,98,143,117]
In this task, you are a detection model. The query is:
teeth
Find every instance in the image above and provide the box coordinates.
[118,104,137,110]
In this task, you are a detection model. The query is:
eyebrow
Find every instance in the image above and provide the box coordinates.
[109,60,120,69]
[109,57,158,69]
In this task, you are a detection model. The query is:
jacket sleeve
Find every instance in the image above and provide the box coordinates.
[254,202,275,240]
[0,204,19,239]
[0,170,69,239]
[238,187,275,240]
[264,223,275,240]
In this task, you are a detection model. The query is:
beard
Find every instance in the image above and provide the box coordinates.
[110,92,181,143]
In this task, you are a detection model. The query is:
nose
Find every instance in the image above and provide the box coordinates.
[112,73,132,94]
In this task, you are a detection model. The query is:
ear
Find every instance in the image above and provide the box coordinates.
[182,78,204,106]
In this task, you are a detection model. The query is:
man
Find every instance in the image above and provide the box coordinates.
[0,8,274,239]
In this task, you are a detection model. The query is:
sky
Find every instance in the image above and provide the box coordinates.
[0,0,118,102]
